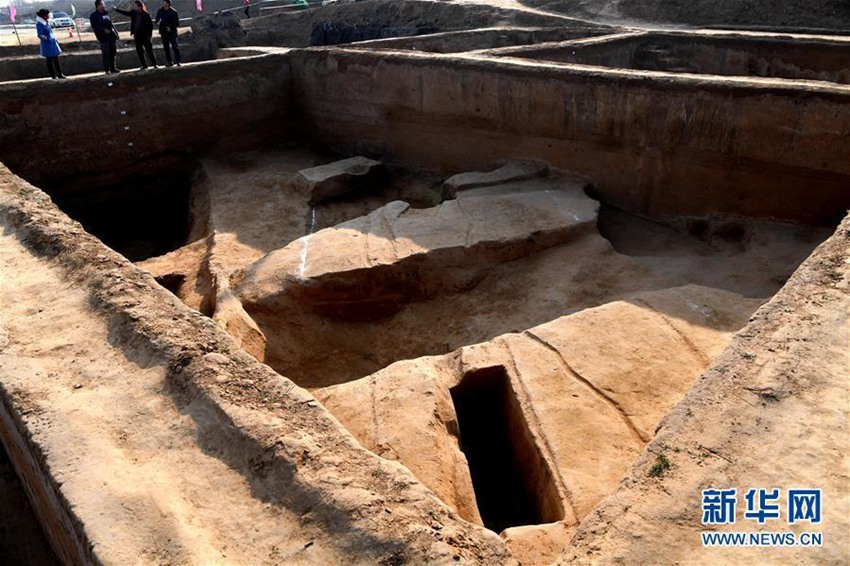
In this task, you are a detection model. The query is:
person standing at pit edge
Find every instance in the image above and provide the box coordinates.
[114,1,158,70]
[155,0,181,67]
[90,0,121,74]
[35,9,67,79]
[244,0,251,19]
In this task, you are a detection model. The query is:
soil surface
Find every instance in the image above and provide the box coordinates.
[316,285,764,565]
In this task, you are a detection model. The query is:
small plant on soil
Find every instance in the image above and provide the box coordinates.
[649,453,671,477]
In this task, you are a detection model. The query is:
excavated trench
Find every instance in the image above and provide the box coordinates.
[2,19,850,563]
[451,366,563,532]
[63,147,835,549]
[21,144,833,544]
[496,31,850,85]
[7,143,837,560]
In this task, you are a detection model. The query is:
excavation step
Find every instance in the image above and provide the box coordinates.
[443,160,550,193]
[291,156,386,205]
[236,176,596,320]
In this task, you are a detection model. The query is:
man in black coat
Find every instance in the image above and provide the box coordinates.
[114,1,158,69]
[90,0,120,74]
[154,0,181,67]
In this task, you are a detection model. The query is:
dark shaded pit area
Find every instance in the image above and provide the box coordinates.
[52,173,192,262]
[450,366,563,532]
[0,442,57,565]
[155,273,188,296]
[597,205,746,257]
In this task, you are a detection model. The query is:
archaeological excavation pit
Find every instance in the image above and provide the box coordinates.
[51,171,194,262]
[450,366,563,533]
[0,2,848,565]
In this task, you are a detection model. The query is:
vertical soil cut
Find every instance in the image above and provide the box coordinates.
[451,366,564,533]
[0,442,57,565]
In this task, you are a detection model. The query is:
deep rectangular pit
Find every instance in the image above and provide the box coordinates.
[52,172,192,262]
[450,366,563,532]
[501,32,850,84]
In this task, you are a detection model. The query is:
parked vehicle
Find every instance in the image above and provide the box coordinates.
[49,12,76,29]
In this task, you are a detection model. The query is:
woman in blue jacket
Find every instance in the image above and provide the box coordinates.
[35,9,66,79]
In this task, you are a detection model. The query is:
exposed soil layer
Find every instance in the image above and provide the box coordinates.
[0,164,513,565]
[138,147,831,389]
[0,443,56,565]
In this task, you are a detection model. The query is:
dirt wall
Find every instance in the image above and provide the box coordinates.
[0,53,291,194]
[517,31,850,84]
[629,33,850,83]
[490,32,641,68]
[289,48,850,224]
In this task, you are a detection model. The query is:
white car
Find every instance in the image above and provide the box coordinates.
[50,12,76,29]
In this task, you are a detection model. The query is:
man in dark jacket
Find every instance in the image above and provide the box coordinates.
[154,0,181,67]
[90,0,120,74]
[114,1,158,69]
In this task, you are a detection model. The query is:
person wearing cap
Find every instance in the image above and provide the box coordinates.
[90,0,121,74]
[114,1,158,70]
[155,0,181,67]
[35,9,67,79]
